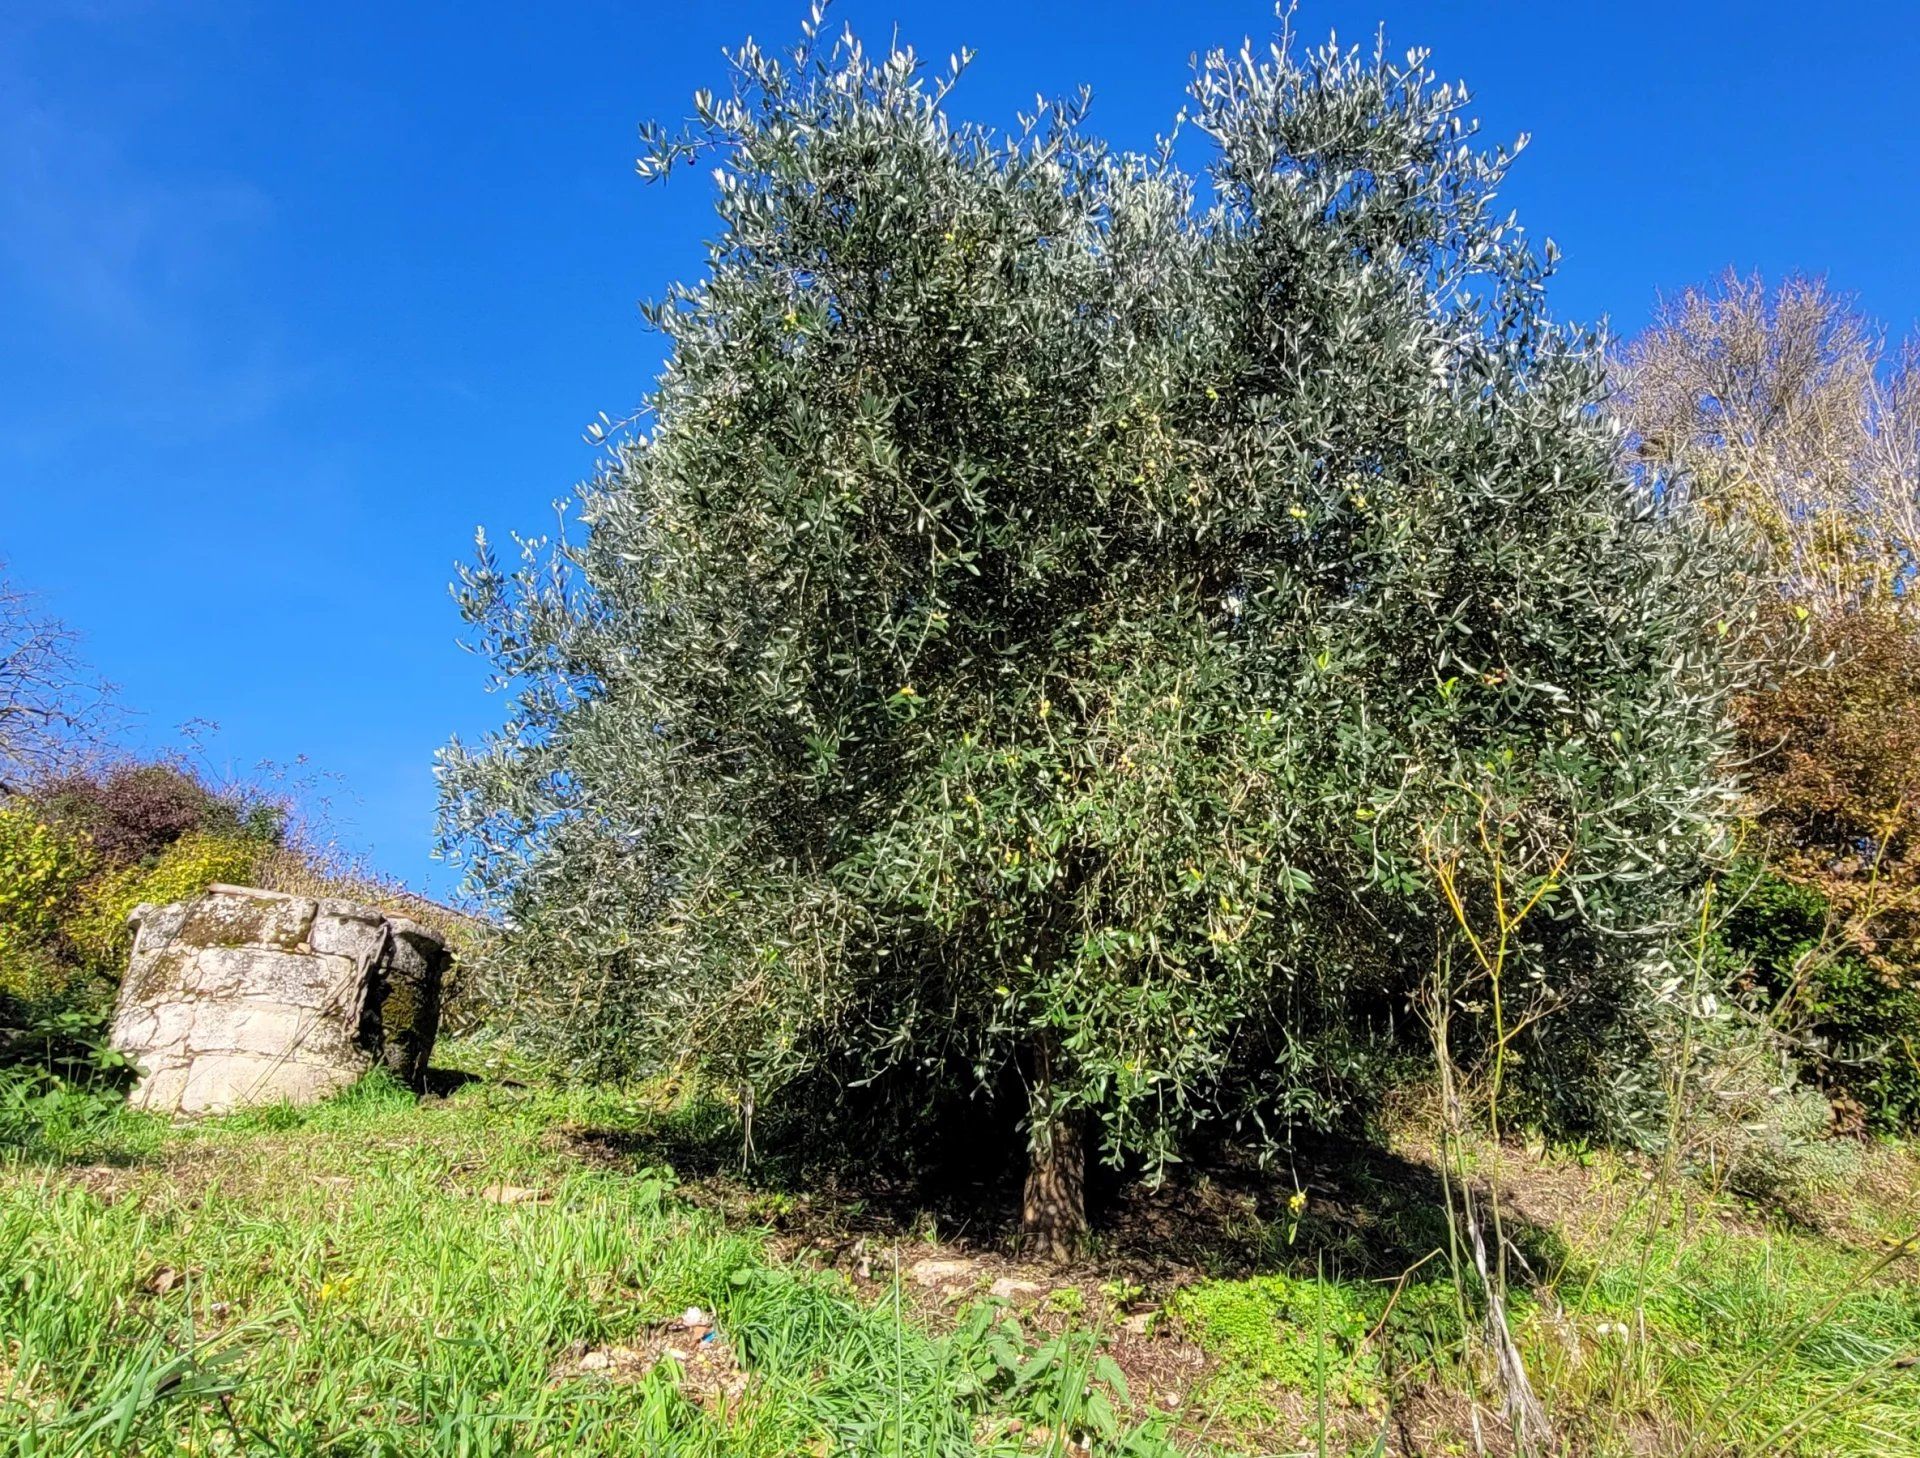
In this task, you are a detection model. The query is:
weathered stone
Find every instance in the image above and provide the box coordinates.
[179,1052,356,1112]
[378,916,448,1086]
[311,900,389,961]
[111,884,449,1117]
[907,1257,981,1288]
[185,1002,342,1060]
[136,1063,192,1114]
[177,890,317,955]
[187,946,354,1003]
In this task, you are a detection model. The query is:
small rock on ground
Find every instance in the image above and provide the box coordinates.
[908,1256,981,1288]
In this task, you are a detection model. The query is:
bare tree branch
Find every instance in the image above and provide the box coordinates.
[0,564,114,793]
[1615,271,1919,615]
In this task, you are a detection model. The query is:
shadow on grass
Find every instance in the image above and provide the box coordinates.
[421,1066,486,1098]
[1100,1134,1570,1287]
[549,1091,1571,1291]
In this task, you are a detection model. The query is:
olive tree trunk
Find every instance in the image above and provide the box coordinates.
[1020,1041,1087,1260]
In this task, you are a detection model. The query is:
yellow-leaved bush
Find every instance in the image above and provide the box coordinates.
[0,806,95,1003]
[64,831,271,977]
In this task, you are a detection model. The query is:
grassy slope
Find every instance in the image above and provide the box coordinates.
[3,1065,1917,1457]
[2,1076,1173,1458]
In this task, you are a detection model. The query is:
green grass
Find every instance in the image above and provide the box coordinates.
[1523,1197,1920,1455]
[4,1065,1919,1455]
[0,1075,1175,1457]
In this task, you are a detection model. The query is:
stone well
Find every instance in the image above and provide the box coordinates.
[110,883,449,1117]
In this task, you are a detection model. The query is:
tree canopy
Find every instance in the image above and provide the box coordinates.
[440,17,1742,1249]
[1616,272,1920,617]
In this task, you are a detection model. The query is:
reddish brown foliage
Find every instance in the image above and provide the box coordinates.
[1735,607,1920,969]
[33,762,232,866]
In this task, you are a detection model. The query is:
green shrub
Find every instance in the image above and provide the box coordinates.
[0,997,136,1157]
[1804,956,1920,1128]
[1716,861,1920,1131]
[1722,1085,1863,1215]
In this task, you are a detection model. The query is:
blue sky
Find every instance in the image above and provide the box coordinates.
[4,1,1918,896]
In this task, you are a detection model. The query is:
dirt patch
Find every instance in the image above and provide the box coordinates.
[1383,1380,1518,1458]
[542,1115,1588,1446]
[532,1153,1242,1450]
[1827,1142,1920,1254]
[476,1182,550,1205]
[550,1308,748,1410]
[1102,1325,1212,1410]
[59,1162,143,1204]
[51,1148,241,1207]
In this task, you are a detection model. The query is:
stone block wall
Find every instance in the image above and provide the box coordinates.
[110,883,449,1117]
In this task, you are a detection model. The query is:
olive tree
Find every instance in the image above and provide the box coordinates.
[440,17,1740,1253]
